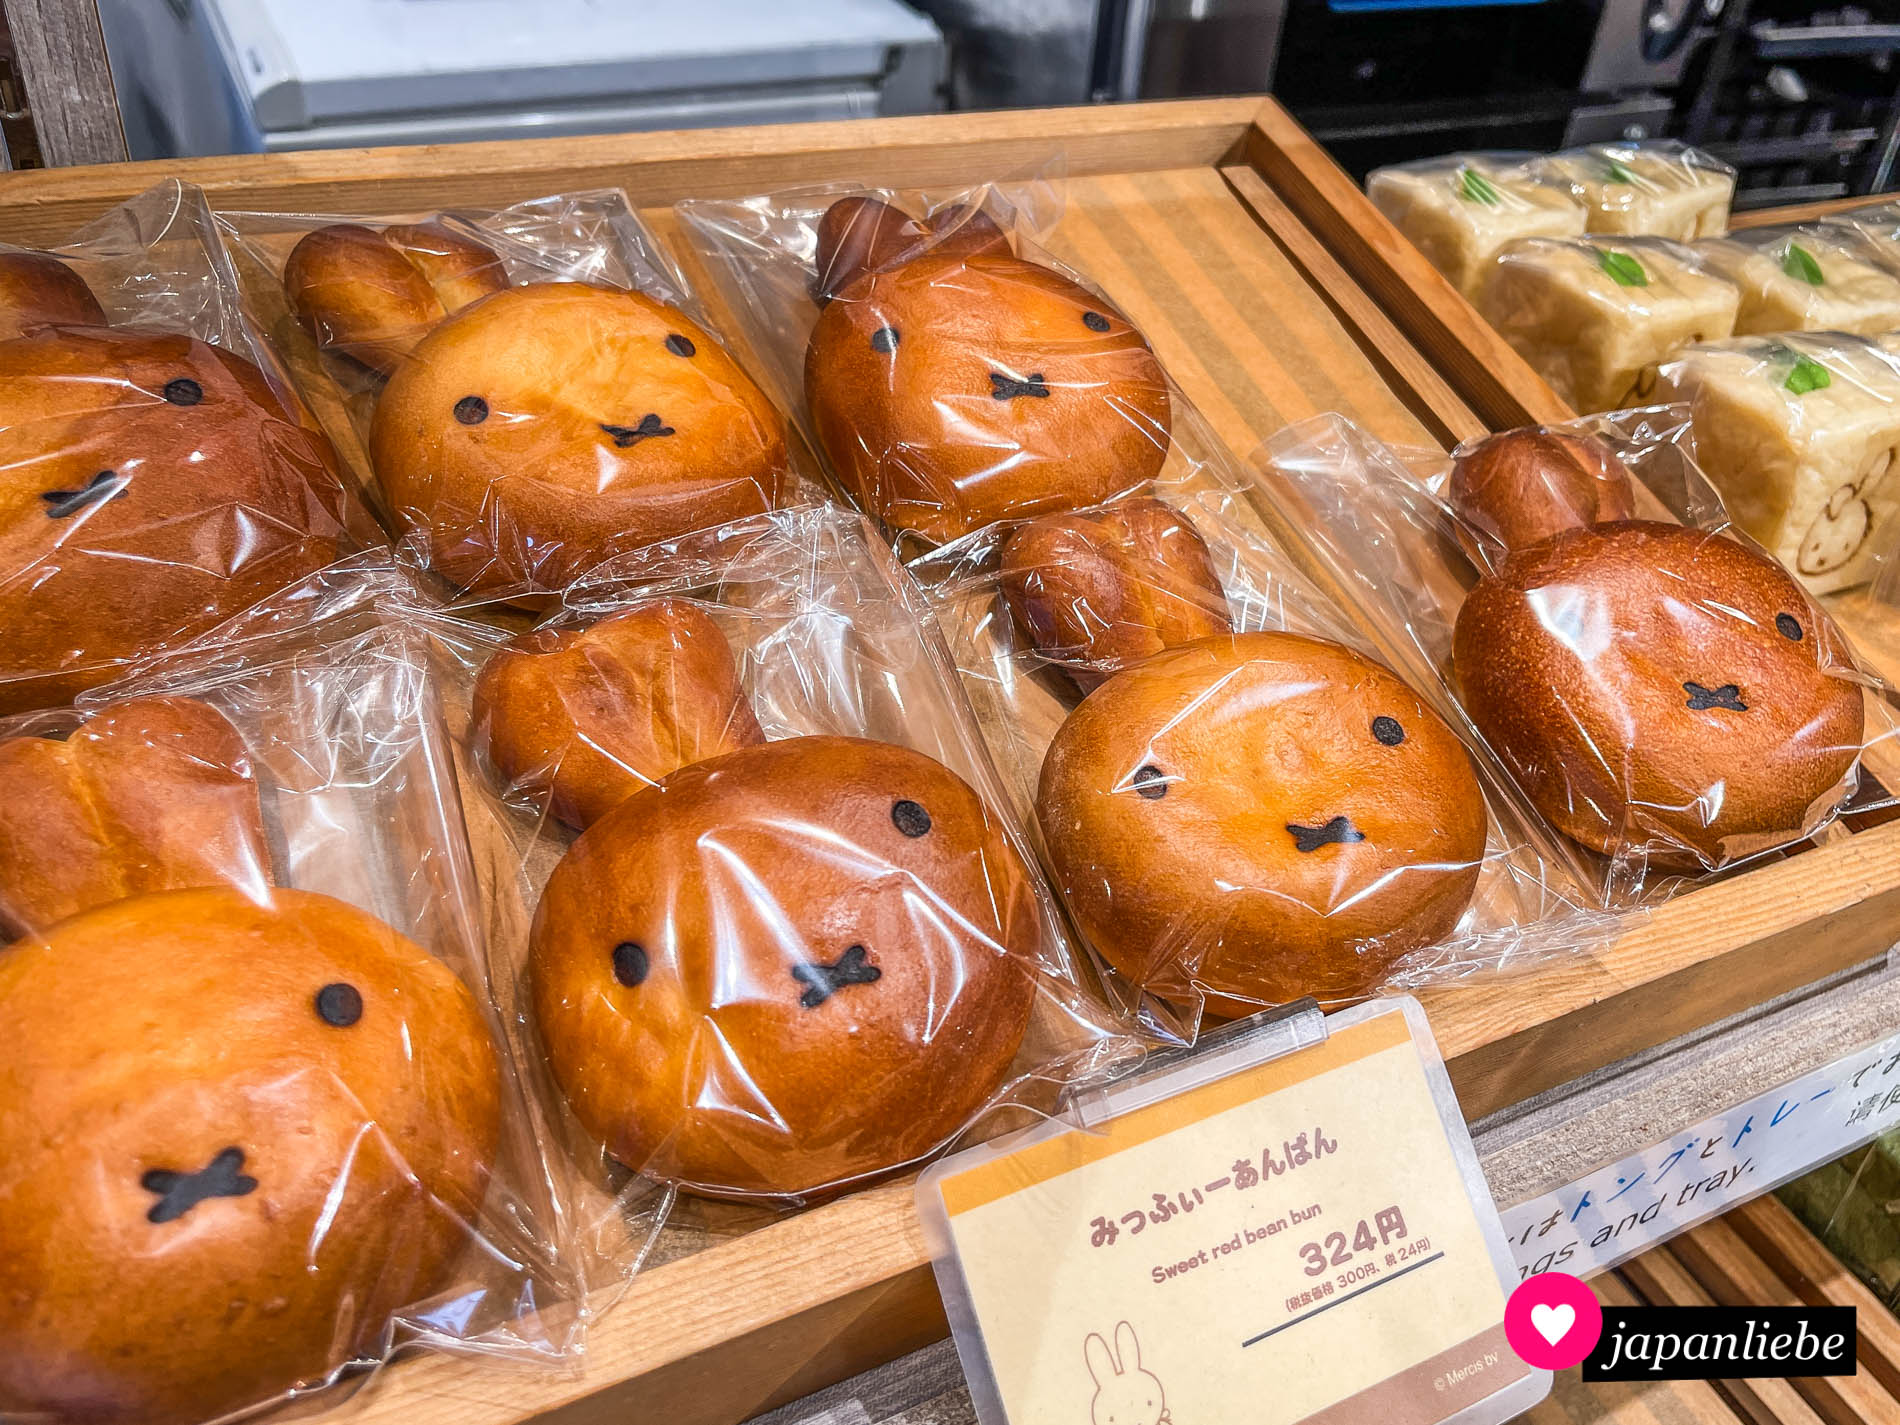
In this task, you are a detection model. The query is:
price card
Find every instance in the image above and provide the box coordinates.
[918,997,1546,1425]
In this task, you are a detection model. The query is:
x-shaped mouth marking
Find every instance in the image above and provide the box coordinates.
[989,371,1051,401]
[1286,816,1366,853]
[40,470,129,519]
[601,414,675,447]
[141,1147,258,1224]
[792,944,882,1009]
[1684,681,1748,712]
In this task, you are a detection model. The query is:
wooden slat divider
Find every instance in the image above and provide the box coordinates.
[1620,1247,1831,1425]
[1669,1217,1900,1425]
[1730,1194,1900,1401]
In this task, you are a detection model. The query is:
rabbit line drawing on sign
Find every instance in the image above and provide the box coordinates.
[1084,1320,1172,1425]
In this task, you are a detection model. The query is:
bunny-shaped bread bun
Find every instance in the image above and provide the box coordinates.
[1084,1321,1170,1425]
[804,196,1172,545]
[286,224,791,597]
[0,252,351,713]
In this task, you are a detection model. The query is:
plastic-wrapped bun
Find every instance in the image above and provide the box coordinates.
[284,221,509,376]
[1697,225,1900,336]
[0,250,108,339]
[1036,632,1488,1014]
[470,598,767,830]
[803,196,1172,545]
[1479,235,1739,413]
[1654,334,1900,594]
[528,734,1042,1199]
[0,696,270,938]
[1531,142,1735,240]
[0,886,503,1425]
[0,320,353,713]
[1448,426,1637,553]
[1367,156,1587,302]
[998,495,1234,691]
[1453,521,1864,866]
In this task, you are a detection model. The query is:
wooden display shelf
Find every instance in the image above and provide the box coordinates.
[10,99,1900,1425]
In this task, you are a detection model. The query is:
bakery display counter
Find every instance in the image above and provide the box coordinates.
[2,97,1898,1425]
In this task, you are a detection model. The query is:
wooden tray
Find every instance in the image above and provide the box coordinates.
[10,100,1900,1425]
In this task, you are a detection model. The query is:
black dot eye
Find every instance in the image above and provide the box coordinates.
[611,942,649,987]
[871,327,900,354]
[1083,311,1111,332]
[1372,716,1405,746]
[1776,613,1804,642]
[665,333,695,358]
[454,395,489,425]
[314,983,362,1028]
[1133,764,1168,799]
[162,378,203,406]
[892,799,931,837]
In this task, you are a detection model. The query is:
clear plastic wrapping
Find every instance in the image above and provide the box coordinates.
[1529,141,1736,241]
[1696,223,1900,336]
[1365,154,1588,302]
[0,179,370,715]
[674,176,1610,1029]
[220,192,819,605]
[401,502,1138,1213]
[1261,409,1900,905]
[675,175,1221,555]
[1810,201,1900,278]
[0,554,590,1425]
[905,457,1608,1038]
[1479,234,1740,413]
[1654,332,1900,594]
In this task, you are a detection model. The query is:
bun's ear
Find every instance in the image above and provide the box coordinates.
[0,251,107,341]
[812,196,914,304]
[811,196,1013,303]
[1115,1321,1141,1374]
[1085,1331,1118,1387]
[284,221,507,378]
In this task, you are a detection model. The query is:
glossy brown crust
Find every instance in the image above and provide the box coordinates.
[371,282,789,595]
[1452,521,1865,863]
[529,735,1041,1198]
[384,222,508,311]
[805,250,1171,545]
[1000,496,1232,691]
[0,697,269,938]
[471,600,766,830]
[812,196,1011,304]
[284,221,507,377]
[0,328,351,713]
[1449,427,1637,552]
[0,252,107,341]
[0,887,502,1425]
[1037,633,1487,1012]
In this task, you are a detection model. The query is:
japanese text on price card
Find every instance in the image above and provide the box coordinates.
[919,1000,1546,1425]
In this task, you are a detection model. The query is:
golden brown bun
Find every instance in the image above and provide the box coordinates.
[805,249,1171,545]
[370,282,789,595]
[0,886,502,1425]
[1453,520,1864,863]
[1037,633,1487,1012]
[284,221,507,377]
[0,696,269,937]
[1000,496,1231,691]
[1449,427,1637,552]
[529,735,1040,1198]
[471,600,766,830]
[0,252,107,341]
[812,196,1010,303]
[384,222,508,311]
[0,328,351,713]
